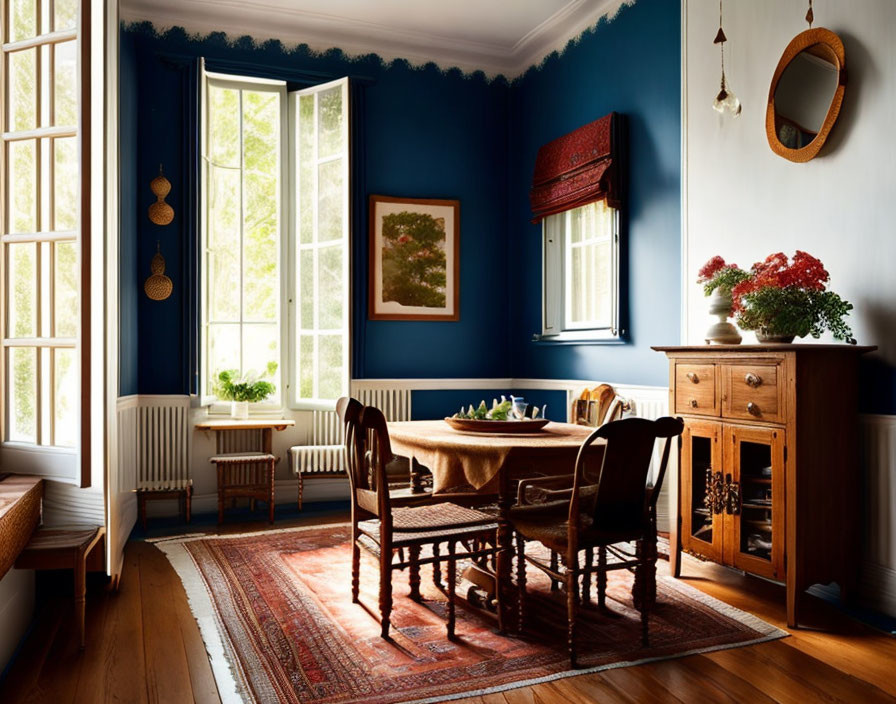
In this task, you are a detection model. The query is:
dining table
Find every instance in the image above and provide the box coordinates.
[387,419,604,632]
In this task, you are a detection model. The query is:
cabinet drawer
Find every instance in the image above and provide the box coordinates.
[722,363,784,423]
[674,363,719,416]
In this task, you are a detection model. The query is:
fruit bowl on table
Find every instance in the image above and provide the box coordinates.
[443,417,550,433]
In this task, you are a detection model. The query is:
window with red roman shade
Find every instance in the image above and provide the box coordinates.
[529,112,622,223]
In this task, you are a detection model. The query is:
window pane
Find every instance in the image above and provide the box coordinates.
[8,0,37,43]
[299,248,314,329]
[54,137,78,231]
[317,159,342,243]
[569,208,584,244]
[207,165,240,321]
[207,324,240,394]
[208,85,240,168]
[8,47,37,132]
[242,324,279,396]
[318,245,342,330]
[8,139,37,233]
[53,347,77,447]
[570,246,583,323]
[317,335,344,400]
[317,85,343,159]
[54,241,78,337]
[8,242,37,337]
[298,94,314,244]
[8,347,37,442]
[242,90,279,322]
[298,334,313,399]
[595,240,611,323]
[54,0,78,31]
[54,41,77,127]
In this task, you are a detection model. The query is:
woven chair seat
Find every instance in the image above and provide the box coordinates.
[358,517,498,547]
[210,452,277,464]
[512,505,643,552]
[392,502,495,532]
[21,526,102,552]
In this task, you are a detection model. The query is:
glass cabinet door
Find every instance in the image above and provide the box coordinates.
[680,420,723,563]
[724,424,785,580]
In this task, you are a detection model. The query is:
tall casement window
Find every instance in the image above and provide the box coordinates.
[532,113,623,342]
[201,68,349,410]
[2,0,83,451]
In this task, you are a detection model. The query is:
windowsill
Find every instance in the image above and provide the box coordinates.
[533,329,627,345]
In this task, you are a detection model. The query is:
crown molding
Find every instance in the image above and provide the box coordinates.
[120,0,635,79]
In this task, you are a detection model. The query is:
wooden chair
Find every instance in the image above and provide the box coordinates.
[341,399,499,639]
[211,452,278,524]
[15,525,105,649]
[510,416,683,666]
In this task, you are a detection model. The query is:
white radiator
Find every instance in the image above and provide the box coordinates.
[290,387,412,476]
[136,397,191,490]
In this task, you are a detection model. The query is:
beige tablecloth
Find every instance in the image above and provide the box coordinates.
[388,420,597,493]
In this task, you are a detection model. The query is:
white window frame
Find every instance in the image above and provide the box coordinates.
[199,66,350,413]
[287,79,350,412]
[540,202,621,342]
[1,0,88,484]
[200,67,287,413]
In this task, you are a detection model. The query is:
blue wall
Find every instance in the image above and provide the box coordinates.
[119,31,139,396]
[508,0,682,386]
[122,26,510,394]
[119,1,683,398]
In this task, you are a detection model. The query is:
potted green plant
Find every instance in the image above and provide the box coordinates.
[212,362,278,419]
[697,256,751,344]
[731,251,855,343]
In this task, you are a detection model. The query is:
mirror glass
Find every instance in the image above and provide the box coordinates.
[773,43,839,150]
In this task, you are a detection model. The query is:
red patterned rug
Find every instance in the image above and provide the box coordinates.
[155,524,786,704]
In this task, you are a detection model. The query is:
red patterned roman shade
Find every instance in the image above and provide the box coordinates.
[529,112,622,223]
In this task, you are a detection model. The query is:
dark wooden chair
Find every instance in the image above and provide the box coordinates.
[510,416,683,666]
[339,399,499,639]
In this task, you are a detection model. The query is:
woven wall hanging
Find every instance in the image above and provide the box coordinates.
[144,241,173,301]
[148,164,175,225]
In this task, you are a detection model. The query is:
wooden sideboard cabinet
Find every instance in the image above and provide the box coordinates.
[653,344,874,627]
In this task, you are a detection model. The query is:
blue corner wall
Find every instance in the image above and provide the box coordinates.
[508,0,682,386]
[119,30,139,396]
[119,1,683,396]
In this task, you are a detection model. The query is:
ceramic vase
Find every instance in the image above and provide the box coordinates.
[704,288,742,344]
[231,401,249,419]
[755,329,795,344]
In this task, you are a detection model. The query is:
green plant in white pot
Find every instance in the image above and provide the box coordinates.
[213,362,278,419]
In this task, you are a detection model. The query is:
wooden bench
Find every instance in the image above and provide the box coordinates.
[15,525,105,649]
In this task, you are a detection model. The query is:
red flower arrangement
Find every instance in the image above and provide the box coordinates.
[698,251,854,343]
[696,256,750,296]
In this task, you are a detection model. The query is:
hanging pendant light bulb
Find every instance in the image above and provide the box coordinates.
[712,0,741,117]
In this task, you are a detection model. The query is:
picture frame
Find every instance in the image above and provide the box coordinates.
[368,195,460,321]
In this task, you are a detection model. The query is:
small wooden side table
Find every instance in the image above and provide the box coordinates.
[16,525,105,649]
[136,480,193,530]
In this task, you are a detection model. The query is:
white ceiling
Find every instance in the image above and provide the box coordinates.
[120,0,633,78]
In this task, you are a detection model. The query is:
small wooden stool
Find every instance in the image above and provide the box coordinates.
[211,452,278,524]
[136,480,193,530]
[15,525,105,649]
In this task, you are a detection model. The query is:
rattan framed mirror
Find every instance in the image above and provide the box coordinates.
[766,27,846,163]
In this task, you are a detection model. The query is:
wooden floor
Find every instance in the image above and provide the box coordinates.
[2,512,895,704]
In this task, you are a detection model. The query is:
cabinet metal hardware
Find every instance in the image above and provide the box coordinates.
[690,399,698,408]
[705,469,726,515]
[747,402,760,416]
[686,372,699,383]
[725,473,741,515]
[744,372,763,388]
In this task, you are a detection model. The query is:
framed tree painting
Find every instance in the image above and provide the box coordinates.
[368,195,460,321]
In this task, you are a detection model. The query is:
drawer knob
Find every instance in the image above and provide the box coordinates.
[744,372,763,388]
[747,402,760,416]
[686,372,700,384]
[689,399,698,408]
